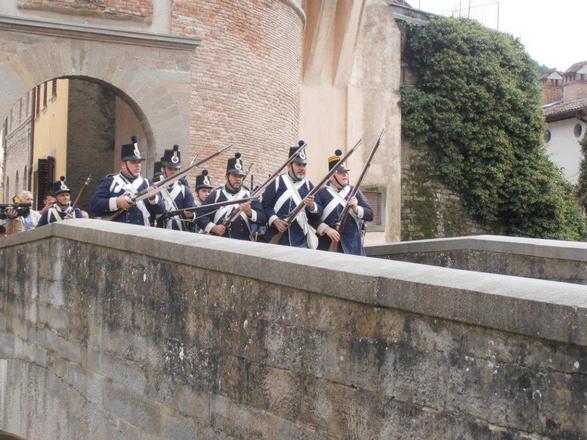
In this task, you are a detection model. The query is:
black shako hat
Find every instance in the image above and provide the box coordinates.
[328,148,350,171]
[195,170,214,190]
[121,136,146,161]
[152,159,163,182]
[161,144,182,168]
[288,140,308,164]
[226,153,246,176]
[51,176,71,196]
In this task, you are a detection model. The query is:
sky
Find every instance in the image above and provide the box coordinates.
[415,0,586,71]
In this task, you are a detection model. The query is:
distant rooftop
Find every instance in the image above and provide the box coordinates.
[543,96,587,121]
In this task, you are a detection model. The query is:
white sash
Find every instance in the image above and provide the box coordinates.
[212,187,250,231]
[274,175,306,214]
[281,175,317,249]
[160,183,181,230]
[321,185,351,222]
[47,207,62,223]
[48,204,74,223]
[111,173,151,226]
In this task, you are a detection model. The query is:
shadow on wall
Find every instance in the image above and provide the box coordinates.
[0,431,26,440]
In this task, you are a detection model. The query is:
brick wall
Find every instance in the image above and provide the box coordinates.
[171,0,304,182]
[541,81,562,105]
[562,80,587,102]
[17,0,154,22]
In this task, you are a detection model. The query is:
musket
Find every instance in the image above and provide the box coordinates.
[106,144,233,221]
[156,196,258,228]
[71,174,92,209]
[221,140,309,229]
[268,137,363,245]
[328,129,384,252]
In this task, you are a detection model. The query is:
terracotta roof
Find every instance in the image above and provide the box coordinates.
[543,97,587,121]
[564,61,587,74]
[540,68,562,80]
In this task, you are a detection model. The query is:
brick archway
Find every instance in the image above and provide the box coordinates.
[0,19,197,165]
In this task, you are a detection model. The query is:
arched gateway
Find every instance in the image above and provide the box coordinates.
[0,14,198,168]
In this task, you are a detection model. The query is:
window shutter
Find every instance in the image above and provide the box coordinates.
[36,156,55,208]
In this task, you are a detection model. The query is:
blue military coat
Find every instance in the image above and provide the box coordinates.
[197,185,266,241]
[261,173,322,248]
[37,204,85,227]
[90,172,163,226]
[159,178,196,231]
[313,185,373,255]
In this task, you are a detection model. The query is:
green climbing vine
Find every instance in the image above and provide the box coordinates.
[401,17,586,240]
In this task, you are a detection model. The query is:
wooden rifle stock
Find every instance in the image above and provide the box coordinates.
[269,137,363,245]
[106,144,232,221]
[156,196,257,228]
[327,129,384,252]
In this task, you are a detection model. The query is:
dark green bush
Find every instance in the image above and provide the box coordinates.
[401,17,586,240]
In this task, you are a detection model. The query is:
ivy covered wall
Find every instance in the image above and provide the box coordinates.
[400,17,586,241]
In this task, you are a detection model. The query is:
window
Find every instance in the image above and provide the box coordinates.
[544,129,552,143]
[43,82,48,108]
[36,156,55,208]
[52,79,57,97]
[35,86,40,117]
[362,190,385,229]
[574,123,583,138]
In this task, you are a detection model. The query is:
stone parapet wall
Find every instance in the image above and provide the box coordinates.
[367,234,587,285]
[0,221,586,439]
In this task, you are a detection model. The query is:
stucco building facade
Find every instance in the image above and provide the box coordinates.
[543,61,587,184]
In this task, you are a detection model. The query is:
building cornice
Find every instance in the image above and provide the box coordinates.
[389,3,434,25]
[280,0,306,25]
[0,14,200,51]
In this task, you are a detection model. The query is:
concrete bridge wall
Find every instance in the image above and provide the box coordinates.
[0,221,586,439]
[367,235,587,285]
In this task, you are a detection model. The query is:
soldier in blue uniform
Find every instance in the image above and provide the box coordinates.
[191,170,214,233]
[262,143,322,248]
[312,150,374,255]
[90,136,163,225]
[194,170,214,206]
[158,144,196,231]
[37,177,85,227]
[197,153,265,240]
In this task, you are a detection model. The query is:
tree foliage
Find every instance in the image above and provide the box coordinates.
[401,17,586,240]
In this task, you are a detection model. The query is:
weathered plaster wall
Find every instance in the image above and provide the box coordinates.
[0,221,586,439]
[300,0,402,243]
[368,235,587,285]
